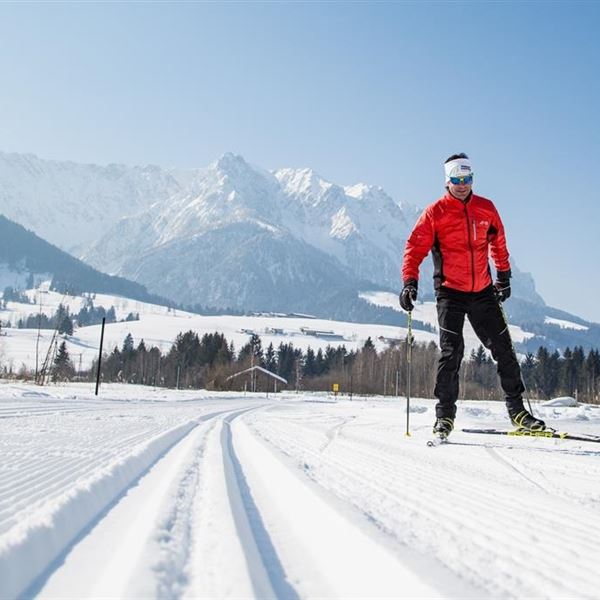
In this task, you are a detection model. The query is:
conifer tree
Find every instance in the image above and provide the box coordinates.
[58,315,73,336]
[303,347,316,377]
[315,348,326,376]
[53,341,75,382]
[264,343,276,372]
[122,333,135,353]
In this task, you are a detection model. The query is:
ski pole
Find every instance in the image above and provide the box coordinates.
[405,310,413,436]
[498,300,534,415]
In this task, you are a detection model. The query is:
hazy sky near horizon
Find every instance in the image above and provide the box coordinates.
[1,2,599,321]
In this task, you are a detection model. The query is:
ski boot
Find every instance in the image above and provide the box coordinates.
[433,417,455,438]
[427,417,455,446]
[508,407,546,432]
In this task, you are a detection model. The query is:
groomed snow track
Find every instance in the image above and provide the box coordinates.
[1,389,600,599]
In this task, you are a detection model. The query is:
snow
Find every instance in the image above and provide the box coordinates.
[360,290,536,349]
[0,263,52,292]
[275,167,334,206]
[542,396,579,407]
[1,382,600,599]
[82,158,416,305]
[0,151,180,254]
[545,316,589,331]
[329,207,358,240]
[0,290,439,372]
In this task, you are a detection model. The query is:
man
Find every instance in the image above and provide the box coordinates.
[399,153,544,438]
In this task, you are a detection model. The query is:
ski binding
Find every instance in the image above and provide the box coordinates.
[427,434,449,447]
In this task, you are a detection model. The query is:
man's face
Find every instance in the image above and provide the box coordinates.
[447,178,472,201]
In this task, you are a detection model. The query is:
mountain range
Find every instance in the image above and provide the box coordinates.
[0,150,598,351]
[0,215,171,306]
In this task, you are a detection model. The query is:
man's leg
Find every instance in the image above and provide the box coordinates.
[467,287,525,411]
[434,291,466,419]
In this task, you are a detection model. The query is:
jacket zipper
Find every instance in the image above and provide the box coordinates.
[464,205,475,291]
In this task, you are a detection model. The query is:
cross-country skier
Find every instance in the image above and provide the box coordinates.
[399,153,545,438]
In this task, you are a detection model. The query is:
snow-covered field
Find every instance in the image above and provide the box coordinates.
[1,382,599,599]
[544,316,589,331]
[360,290,536,344]
[1,287,540,377]
[0,290,440,373]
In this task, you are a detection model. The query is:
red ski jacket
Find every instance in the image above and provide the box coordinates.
[402,192,511,293]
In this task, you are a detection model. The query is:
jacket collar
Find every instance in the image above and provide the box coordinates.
[445,190,473,205]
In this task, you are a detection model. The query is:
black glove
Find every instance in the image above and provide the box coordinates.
[399,279,418,312]
[494,270,511,302]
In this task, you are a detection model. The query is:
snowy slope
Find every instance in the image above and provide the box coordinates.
[360,290,536,348]
[82,153,547,315]
[545,316,589,331]
[0,290,440,372]
[0,151,180,254]
[274,168,413,287]
[83,154,418,308]
[0,149,550,316]
[1,383,599,599]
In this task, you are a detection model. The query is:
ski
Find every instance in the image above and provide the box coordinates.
[427,434,449,447]
[462,428,600,444]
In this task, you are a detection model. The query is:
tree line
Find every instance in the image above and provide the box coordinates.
[16,331,600,405]
[2,301,139,333]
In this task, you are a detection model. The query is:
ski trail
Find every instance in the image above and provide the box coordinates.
[485,447,550,493]
[222,409,298,599]
[31,408,237,599]
[2,421,201,600]
[147,419,213,599]
[247,404,600,599]
[185,406,281,599]
[319,415,355,453]
[232,414,447,599]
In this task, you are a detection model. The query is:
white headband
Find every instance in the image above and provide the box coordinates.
[444,158,473,182]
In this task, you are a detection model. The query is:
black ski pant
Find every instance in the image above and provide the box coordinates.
[434,285,525,419]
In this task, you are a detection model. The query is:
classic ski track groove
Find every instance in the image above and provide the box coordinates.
[2,407,246,599]
[247,409,600,598]
[4,397,600,599]
[220,408,299,600]
[227,411,446,599]
[27,408,247,598]
[145,416,218,599]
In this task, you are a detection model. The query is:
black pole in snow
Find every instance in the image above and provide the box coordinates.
[405,311,413,437]
[95,317,106,396]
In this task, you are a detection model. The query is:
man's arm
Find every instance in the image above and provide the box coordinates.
[401,207,435,285]
[488,205,511,273]
[399,207,434,312]
[489,205,512,301]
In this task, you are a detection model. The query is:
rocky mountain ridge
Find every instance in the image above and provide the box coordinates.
[2,149,594,351]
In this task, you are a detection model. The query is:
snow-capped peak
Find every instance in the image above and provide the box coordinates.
[273,167,337,207]
[330,207,358,240]
[344,183,371,198]
[213,152,250,174]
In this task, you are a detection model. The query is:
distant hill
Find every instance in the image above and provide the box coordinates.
[0,214,172,305]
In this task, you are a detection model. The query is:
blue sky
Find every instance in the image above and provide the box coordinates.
[1,2,599,321]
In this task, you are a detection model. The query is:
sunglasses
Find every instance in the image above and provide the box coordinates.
[449,175,473,185]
